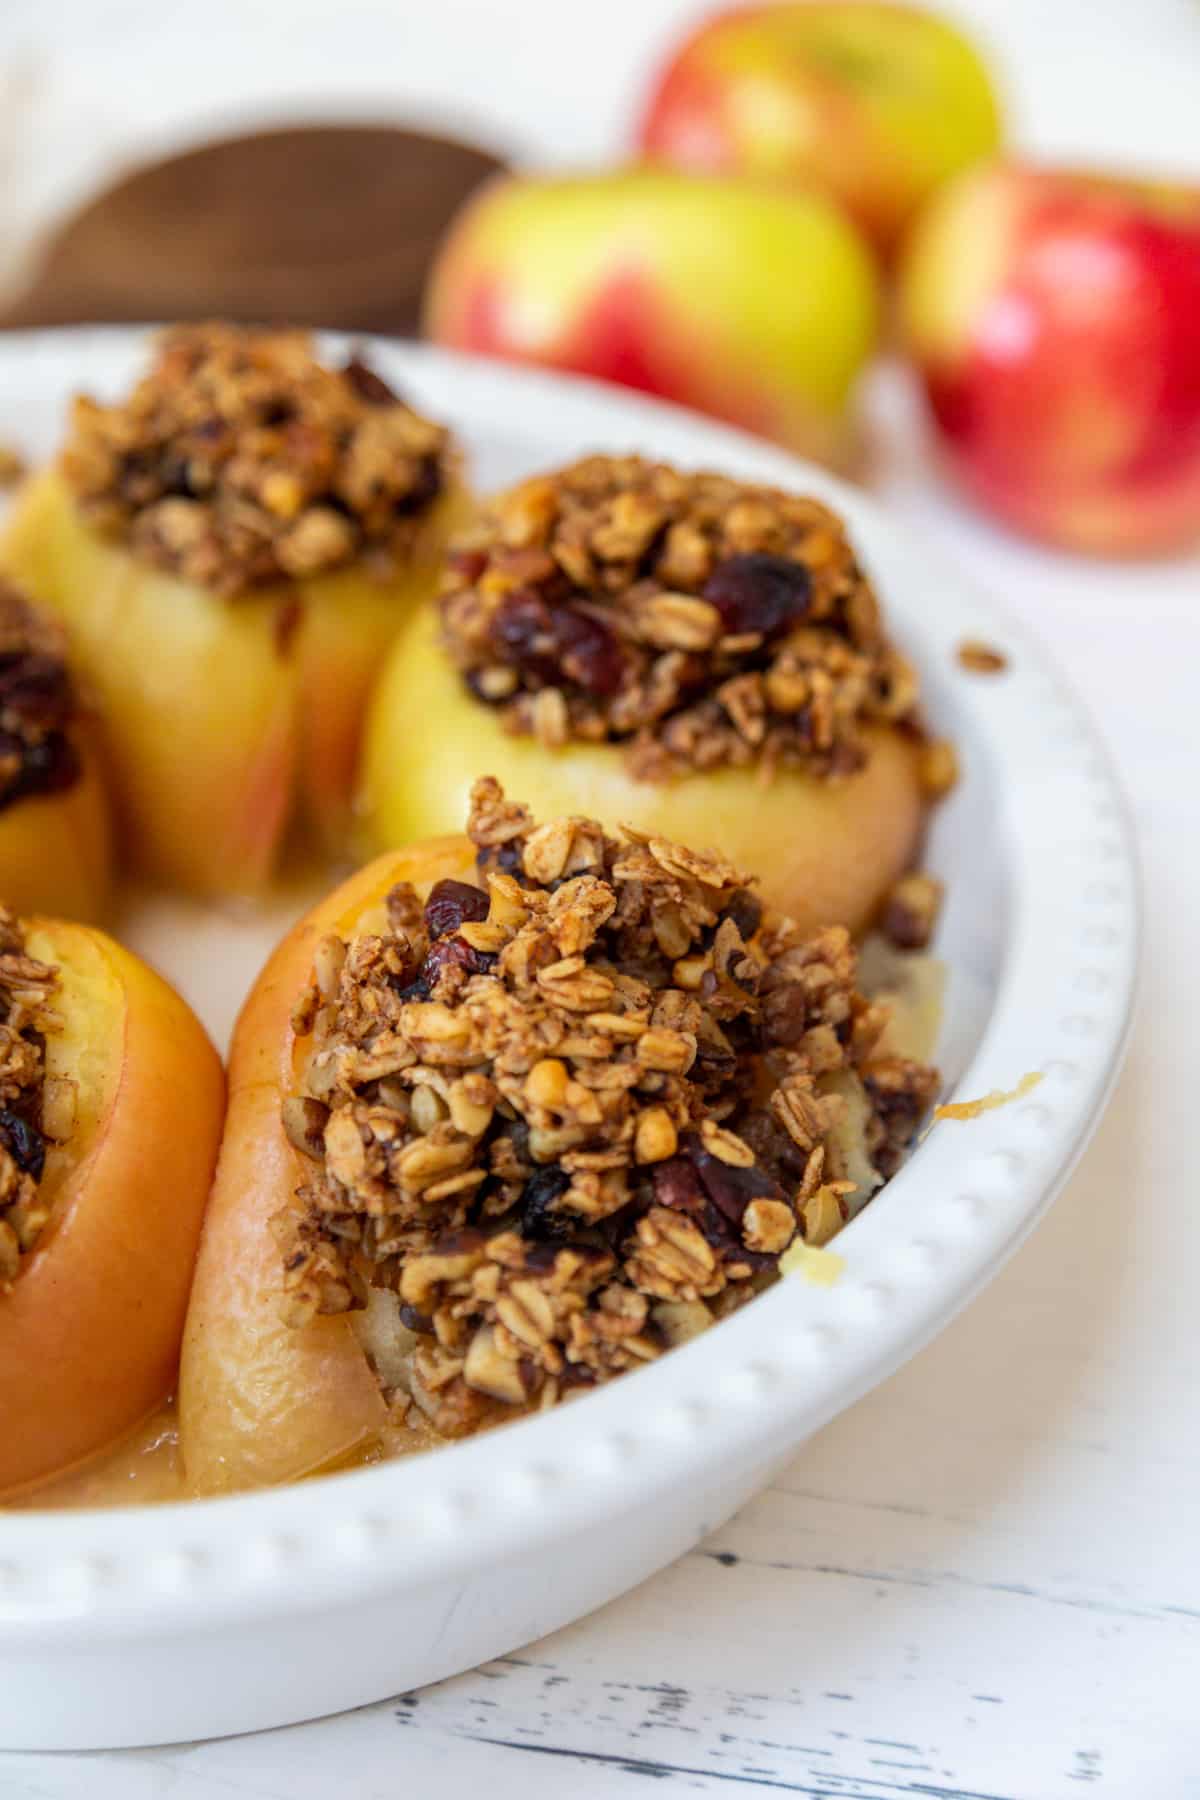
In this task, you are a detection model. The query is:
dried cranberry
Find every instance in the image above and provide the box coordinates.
[0,653,73,732]
[491,590,561,684]
[420,935,495,990]
[0,1108,45,1181]
[0,730,82,813]
[703,553,812,640]
[552,609,626,697]
[653,1155,706,1216]
[683,1134,782,1227]
[424,878,489,940]
[449,547,489,585]
[20,734,81,796]
[342,354,399,406]
[520,1167,573,1241]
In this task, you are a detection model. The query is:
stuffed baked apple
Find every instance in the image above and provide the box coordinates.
[0,580,110,920]
[360,456,952,936]
[0,908,223,1497]
[2,324,466,895]
[180,778,936,1495]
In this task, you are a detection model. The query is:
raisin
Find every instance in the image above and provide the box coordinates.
[398,1303,434,1335]
[448,547,488,585]
[722,889,763,942]
[424,878,489,940]
[762,983,811,1047]
[553,609,626,697]
[519,1167,573,1241]
[342,354,399,407]
[703,553,812,640]
[0,1108,45,1182]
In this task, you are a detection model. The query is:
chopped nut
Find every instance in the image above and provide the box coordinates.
[635,1107,678,1164]
[282,1095,330,1160]
[882,872,943,952]
[919,739,960,798]
[742,1198,797,1254]
[801,1185,846,1247]
[463,1325,531,1404]
[957,639,1008,674]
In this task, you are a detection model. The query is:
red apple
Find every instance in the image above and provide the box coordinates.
[425,167,879,469]
[637,2,1002,260]
[898,162,1200,555]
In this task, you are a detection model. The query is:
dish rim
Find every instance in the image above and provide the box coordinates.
[0,329,1139,1641]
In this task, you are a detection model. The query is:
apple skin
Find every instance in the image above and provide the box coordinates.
[637,3,1002,259]
[898,163,1200,555]
[0,727,111,922]
[0,919,224,1498]
[179,835,475,1497]
[425,167,879,470]
[1,470,469,895]
[357,603,926,940]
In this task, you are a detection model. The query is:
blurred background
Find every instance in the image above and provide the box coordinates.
[2,0,1198,566]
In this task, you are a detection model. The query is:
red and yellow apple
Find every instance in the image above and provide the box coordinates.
[637,2,1003,259]
[0,921,224,1497]
[1,470,468,896]
[357,603,925,940]
[898,162,1200,554]
[425,167,879,469]
[179,836,474,1495]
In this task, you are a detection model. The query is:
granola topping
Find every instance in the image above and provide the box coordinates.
[438,456,926,782]
[0,911,62,1288]
[0,581,82,813]
[61,324,454,595]
[276,778,939,1437]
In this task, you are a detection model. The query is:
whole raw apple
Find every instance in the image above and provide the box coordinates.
[898,162,1200,555]
[424,168,879,469]
[637,3,1002,259]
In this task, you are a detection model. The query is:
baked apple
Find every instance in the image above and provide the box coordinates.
[0,579,111,920]
[179,778,937,1495]
[0,908,223,1497]
[1,325,467,896]
[360,456,950,937]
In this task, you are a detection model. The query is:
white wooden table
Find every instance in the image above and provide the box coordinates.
[2,3,1199,1794]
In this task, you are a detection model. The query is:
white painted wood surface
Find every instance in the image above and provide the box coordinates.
[2,3,1198,1794]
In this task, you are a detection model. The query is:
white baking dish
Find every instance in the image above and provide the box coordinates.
[0,332,1138,1749]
